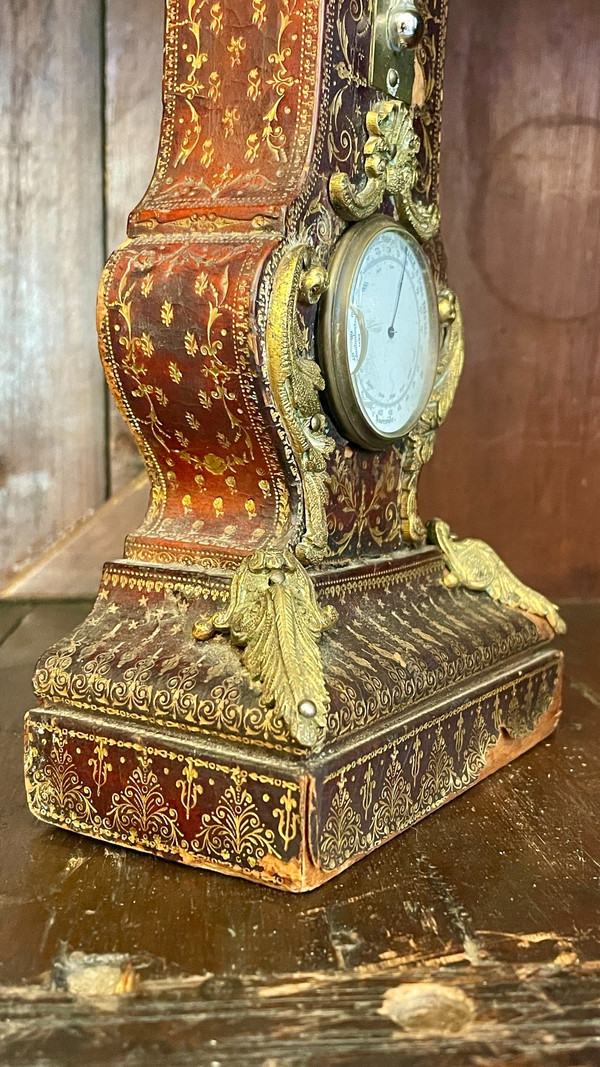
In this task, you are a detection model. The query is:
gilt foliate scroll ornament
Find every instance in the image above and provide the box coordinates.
[401,290,465,543]
[429,520,567,636]
[193,551,338,750]
[266,245,334,565]
[329,100,440,241]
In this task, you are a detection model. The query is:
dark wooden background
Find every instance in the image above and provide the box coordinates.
[422,0,600,601]
[1,0,598,599]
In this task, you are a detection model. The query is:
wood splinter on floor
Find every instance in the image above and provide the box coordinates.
[379,982,476,1035]
[51,951,138,999]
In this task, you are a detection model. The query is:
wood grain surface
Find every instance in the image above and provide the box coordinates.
[0,1,106,587]
[0,601,598,1064]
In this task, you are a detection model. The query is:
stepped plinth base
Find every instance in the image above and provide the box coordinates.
[25,550,562,891]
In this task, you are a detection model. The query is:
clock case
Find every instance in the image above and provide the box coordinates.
[25,0,564,892]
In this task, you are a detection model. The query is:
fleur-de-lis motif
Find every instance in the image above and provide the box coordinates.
[227,35,246,67]
[209,2,223,33]
[176,758,203,819]
[273,788,300,851]
[410,734,423,782]
[360,763,375,817]
[89,738,112,796]
[454,712,465,755]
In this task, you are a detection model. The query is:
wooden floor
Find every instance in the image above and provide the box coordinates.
[1,600,599,1065]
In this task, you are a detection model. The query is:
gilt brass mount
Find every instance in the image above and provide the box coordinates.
[370,0,423,99]
[329,99,440,239]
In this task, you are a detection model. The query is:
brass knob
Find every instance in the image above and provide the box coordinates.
[298,699,318,719]
[387,2,424,51]
[269,569,286,586]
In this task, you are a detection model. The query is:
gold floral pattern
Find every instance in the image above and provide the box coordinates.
[257,1,296,162]
[193,767,279,867]
[328,0,371,173]
[320,773,365,870]
[107,756,184,849]
[25,721,302,888]
[319,659,560,871]
[460,708,493,784]
[25,654,560,887]
[371,749,413,839]
[99,234,291,567]
[139,0,322,216]
[326,449,404,557]
[26,734,98,826]
[418,731,456,810]
[413,0,448,213]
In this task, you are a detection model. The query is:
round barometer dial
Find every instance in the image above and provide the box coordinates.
[319,216,440,451]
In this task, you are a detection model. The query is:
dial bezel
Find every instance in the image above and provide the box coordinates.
[318,215,440,452]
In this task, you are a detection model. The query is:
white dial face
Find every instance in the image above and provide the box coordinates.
[346,225,438,439]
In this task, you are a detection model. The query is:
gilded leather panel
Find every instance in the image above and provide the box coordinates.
[133,0,324,224]
[99,232,297,565]
[33,555,546,752]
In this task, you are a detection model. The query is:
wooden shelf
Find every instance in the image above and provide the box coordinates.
[1,601,598,1063]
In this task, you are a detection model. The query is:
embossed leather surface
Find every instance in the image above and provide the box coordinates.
[25,646,562,890]
[99,0,449,567]
[32,552,550,752]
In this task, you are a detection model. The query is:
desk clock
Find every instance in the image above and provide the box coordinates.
[25,0,564,891]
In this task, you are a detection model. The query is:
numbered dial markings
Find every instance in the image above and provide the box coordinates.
[319,218,440,451]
